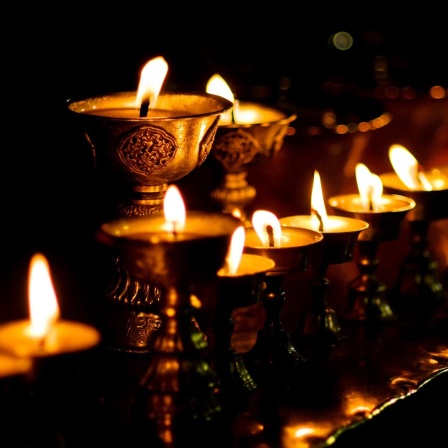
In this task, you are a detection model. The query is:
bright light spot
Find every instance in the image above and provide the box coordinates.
[329,32,353,50]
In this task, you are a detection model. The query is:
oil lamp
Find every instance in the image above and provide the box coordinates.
[279,171,369,345]
[242,210,323,389]
[68,57,233,352]
[96,185,240,445]
[329,163,416,322]
[379,144,448,320]
[206,74,296,223]
[0,253,100,359]
[214,226,275,396]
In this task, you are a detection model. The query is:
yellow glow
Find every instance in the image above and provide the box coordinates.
[206,74,235,103]
[223,226,245,275]
[355,163,383,211]
[329,31,353,51]
[135,56,168,109]
[163,185,186,233]
[27,253,60,338]
[252,210,282,247]
[389,144,433,190]
[310,170,328,229]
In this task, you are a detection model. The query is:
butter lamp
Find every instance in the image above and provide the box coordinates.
[380,144,448,321]
[96,185,240,445]
[280,171,369,344]
[68,57,233,353]
[242,210,323,388]
[329,163,416,322]
[206,74,296,223]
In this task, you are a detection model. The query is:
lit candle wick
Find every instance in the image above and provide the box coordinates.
[367,185,374,211]
[266,225,275,248]
[139,97,150,117]
[170,221,179,239]
[311,208,324,232]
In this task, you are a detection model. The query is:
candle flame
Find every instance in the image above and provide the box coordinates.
[27,253,60,338]
[163,185,186,234]
[389,144,433,191]
[311,171,328,231]
[356,163,383,211]
[223,226,245,275]
[252,210,282,247]
[135,56,168,110]
[206,74,235,103]
[206,74,237,123]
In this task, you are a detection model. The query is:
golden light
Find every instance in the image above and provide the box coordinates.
[135,56,168,109]
[206,74,236,124]
[206,74,235,103]
[311,170,328,231]
[252,210,282,248]
[222,226,245,275]
[27,253,60,339]
[163,184,186,234]
[389,144,433,191]
[355,163,383,211]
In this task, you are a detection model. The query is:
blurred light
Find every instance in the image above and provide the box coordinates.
[329,31,353,50]
[429,85,446,99]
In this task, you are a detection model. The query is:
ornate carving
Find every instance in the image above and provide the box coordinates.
[118,125,178,176]
[212,129,260,172]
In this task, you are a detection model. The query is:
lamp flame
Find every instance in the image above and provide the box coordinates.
[311,171,328,231]
[356,163,383,211]
[206,74,235,103]
[163,184,186,234]
[389,144,433,191]
[223,226,245,275]
[252,210,282,248]
[27,253,60,339]
[135,56,168,110]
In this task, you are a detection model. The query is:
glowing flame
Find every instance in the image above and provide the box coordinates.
[252,210,282,247]
[27,253,60,338]
[356,163,383,211]
[135,56,168,109]
[389,144,433,191]
[206,74,237,123]
[206,74,235,103]
[163,185,186,234]
[310,171,328,231]
[223,226,245,275]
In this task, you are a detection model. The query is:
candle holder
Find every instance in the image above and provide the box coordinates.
[68,92,232,352]
[214,254,275,398]
[279,216,369,345]
[328,194,416,323]
[209,103,296,223]
[380,172,448,321]
[242,226,323,390]
[96,211,240,445]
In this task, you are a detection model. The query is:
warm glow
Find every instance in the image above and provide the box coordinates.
[206,74,235,124]
[223,226,245,275]
[206,74,235,103]
[252,210,282,247]
[163,184,186,233]
[27,253,60,339]
[389,144,433,190]
[135,56,168,109]
[355,163,383,211]
[311,171,328,230]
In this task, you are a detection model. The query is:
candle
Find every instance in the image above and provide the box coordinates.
[280,171,369,264]
[380,144,448,222]
[0,254,100,358]
[206,74,289,126]
[244,210,323,274]
[97,185,241,286]
[218,226,275,276]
